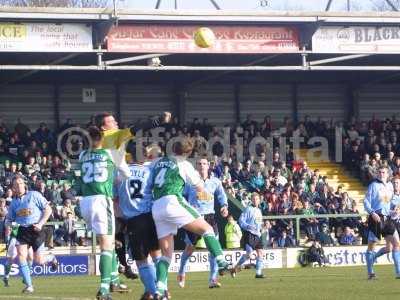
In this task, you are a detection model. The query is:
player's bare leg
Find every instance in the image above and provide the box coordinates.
[255,248,265,279]
[177,244,194,288]
[183,218,231,275]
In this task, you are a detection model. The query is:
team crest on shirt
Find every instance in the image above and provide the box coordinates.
[16,208,32,217]
[196,191,213,201]
[379,188,393,203]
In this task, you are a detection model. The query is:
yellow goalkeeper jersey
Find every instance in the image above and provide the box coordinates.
[100,128,133,178]
[101,128,133,150]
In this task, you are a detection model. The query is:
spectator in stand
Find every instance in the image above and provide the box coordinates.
[24,156,40,177]
[221,164,232,187]
[60,198,75,220]
[0,198,7,242]
[315,223,335,246]
[62,212,78,246]
[276,230,295,248]
[249,167,264,193]
[35,122,54,145]
[50,155,67,180]
[48,182,63,205]
[242,114,258,131]
[339,226,357,246]
[301,200,319,238]
[60,182,77,204]
[35,179,52,201]
[14,117,29,137]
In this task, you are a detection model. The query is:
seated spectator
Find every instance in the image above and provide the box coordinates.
[315,223,335,246]
[341,192,355,211]
[249,168,264,193]
[272,168,288,187]
[276,230,295,248]
[0,198,7,242]
[50,155,67,180]
[61,182,77,203]
[24,156,40,177]
[301,200,319,238]
[35,179,52,200]
[61,198,75,220]
[221,164,232,187]
[339,226,357,245]
[261,220,277,248]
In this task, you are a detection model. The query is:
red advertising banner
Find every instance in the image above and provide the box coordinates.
[106,25,299,53]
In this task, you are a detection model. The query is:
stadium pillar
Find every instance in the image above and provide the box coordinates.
[292,83,298,124]
[53,84,60,130]
[346,84,356,121]
[174,86,185,126]
[234,84,240,123]
[115,84,121,124]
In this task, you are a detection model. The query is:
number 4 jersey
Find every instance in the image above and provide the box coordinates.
[79,149,115,198]
[117,163,153,219]
[151,156,202,201]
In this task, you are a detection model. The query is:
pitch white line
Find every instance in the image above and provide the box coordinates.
[0,296,93,300]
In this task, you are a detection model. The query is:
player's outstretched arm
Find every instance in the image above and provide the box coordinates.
[130,111,172,135]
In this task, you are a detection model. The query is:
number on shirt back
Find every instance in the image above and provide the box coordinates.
[82,161,108,183]
[154,168,167,187]
[129,179,143,199]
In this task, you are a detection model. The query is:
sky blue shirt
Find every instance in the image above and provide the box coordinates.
[6,191,48,226]
[184,175,227,215]
[363,179,394,216]
[239,205,263,237]
[117,163,153,219]
[391,193,400,209]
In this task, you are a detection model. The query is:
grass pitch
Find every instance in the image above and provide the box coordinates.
[1,266,400,300]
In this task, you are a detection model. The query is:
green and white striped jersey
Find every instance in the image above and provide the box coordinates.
[151,156,202,200]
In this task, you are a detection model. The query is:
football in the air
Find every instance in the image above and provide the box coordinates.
[194,27,216,48]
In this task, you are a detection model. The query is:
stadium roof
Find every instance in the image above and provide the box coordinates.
[1,6,400,24]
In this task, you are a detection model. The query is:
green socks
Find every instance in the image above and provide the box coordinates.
[203,233,224,261]
[156,257,171,294]
[99,250,113,293]
[110,250,120,285]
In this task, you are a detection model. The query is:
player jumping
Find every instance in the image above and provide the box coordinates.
[231,193,265,279]
[149,138,231,300]
[79,126,130,300]
[177,155,229,289]
[117,145,163,300]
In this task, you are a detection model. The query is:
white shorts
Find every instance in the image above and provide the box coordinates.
[80,195,115,235]
[152,195,200,239]
[6,237,17,259]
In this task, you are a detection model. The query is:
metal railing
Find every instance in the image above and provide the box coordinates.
[40,213,366,255]
[263,213,365,242]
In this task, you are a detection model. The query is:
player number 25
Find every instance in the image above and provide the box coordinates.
[82,161,108,183]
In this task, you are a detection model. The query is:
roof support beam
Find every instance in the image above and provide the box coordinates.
[309,54,371,66]
[104,54,170,66]
[385,0,399,11]
[325,0,334,11]
[1,64,400,71]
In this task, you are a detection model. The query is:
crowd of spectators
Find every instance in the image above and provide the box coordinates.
[341,115,400,184]
[1,113,384,249]
[0,117,83,247]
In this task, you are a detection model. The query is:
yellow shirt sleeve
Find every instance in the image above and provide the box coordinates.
[101,128,133,150]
